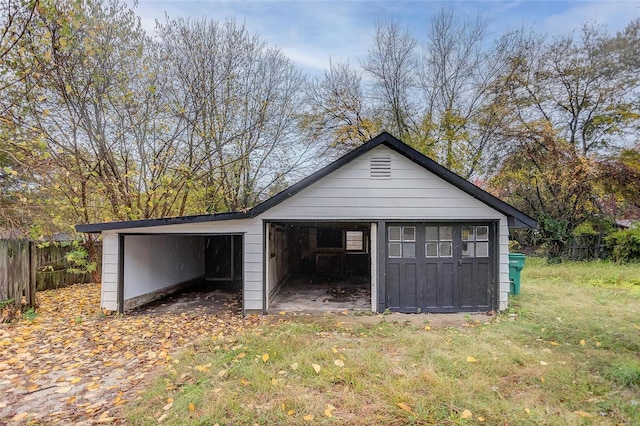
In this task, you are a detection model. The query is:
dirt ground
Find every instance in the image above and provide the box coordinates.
[0,284,490,424]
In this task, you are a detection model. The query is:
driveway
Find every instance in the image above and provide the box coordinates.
[0,283,270,424]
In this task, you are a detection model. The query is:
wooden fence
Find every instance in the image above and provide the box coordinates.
[0,240,35,308]
[0,240,100,308]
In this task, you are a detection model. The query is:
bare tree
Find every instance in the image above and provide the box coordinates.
[302,60,379,156]
[417,7,520,177]
[362,20,418,139]
[157,18,309,212]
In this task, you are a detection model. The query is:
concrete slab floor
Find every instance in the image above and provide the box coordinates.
[130,289,241,316]
[269,274,371,313]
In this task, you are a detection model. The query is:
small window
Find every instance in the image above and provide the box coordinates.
[403,242,416,258]
[346,231,364,251]
[439,226,452,241]
[388,242,402,258]
[462,242,475,257]
[476,226,489,241]
[388,226,401,242]
[462,226,475,241]
[403,226,416,242]
[426,242,439,257]
[440,242,452,257]
[426,226,438,241]
[476,242,489,257]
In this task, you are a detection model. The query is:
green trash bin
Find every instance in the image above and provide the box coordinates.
[508,253,526,295]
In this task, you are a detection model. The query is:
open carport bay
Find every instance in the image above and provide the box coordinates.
[120,233,243,311]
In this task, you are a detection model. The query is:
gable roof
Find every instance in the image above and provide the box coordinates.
[76,132,537,233]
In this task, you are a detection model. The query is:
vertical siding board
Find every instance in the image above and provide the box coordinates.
[101,233,119,311]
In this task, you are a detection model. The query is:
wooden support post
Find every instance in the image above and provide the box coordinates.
[28,241,37,309]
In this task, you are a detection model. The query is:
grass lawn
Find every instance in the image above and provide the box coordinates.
[126,259,640,425]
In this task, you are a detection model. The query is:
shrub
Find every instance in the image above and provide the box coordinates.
[605,226,640,262]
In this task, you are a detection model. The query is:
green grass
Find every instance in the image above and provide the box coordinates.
[126,258,640,425]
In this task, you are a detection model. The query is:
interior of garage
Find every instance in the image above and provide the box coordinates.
[122,234,243,311]
[267,222,372,311]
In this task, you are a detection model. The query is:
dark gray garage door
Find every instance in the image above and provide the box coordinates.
[385,223,495,313]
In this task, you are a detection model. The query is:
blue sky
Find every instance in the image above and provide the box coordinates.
[132,1,640,74]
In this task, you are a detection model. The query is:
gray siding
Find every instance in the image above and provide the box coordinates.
[262,146,505,220]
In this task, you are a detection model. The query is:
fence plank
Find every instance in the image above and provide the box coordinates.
[0,240,7,300]
[0,240,29,306]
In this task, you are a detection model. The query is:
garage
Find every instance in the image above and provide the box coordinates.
[384,223,495,313]
[78,132,537,314]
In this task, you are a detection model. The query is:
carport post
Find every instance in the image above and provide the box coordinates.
[117,234,125,314]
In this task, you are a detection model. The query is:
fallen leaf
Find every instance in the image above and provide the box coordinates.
[240,378,250,385]
[303,414,314,421]
[549,341,560,346]
[94,418,116,424]
[334,359,345,367]
[12,413,29,422]
[287,409,295,415]
[312,363,321,374]
[324,404,335,417]
[580,339,586,347]
[271,378,278,385]
[262,353,269,362]
[540,361,549,365]
[55,386,72,393]
[595,342,601,347]
[66,396,77,404]
[69,377,81,384]
[524,408,531,415]
[157,413,167,422]
[461,409,472,419]
[424,325,432,331]
[332,347,338,353]
[290,362,299,370]
[540,376,545,384]
[396,402,412,413]
[466,356,477,363]
[162,402,173,411]
[189,402,195,412]
[573,410,593,418]
[477,416,485,422]
[279,311,286,315]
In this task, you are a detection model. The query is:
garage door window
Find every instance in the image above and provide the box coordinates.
[425,226,453,258]
[388,226,415,258]
[462,225,489,258]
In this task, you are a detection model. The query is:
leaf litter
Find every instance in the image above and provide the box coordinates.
[0,283,274,424]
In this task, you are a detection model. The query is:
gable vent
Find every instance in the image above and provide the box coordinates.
[370,155,391,179]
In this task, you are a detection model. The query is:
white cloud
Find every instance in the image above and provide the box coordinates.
[542,1,640,36]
